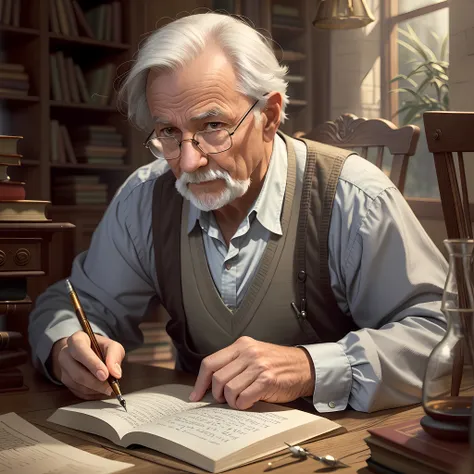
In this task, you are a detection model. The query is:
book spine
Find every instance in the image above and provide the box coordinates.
[0,182,25,200]
[0,332,23,351]
[0,350,28,370]
[0,368,24,389]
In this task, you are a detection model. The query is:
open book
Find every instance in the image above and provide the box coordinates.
[48,384,343,473]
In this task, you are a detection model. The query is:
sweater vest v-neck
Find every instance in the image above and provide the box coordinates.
[152,133,358,374]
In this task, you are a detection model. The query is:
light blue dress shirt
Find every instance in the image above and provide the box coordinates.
[28,134,448,413]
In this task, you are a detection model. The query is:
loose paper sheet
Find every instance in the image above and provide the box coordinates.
[0,412,133,474]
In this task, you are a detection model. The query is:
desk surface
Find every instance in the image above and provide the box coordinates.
[0,363,427,474]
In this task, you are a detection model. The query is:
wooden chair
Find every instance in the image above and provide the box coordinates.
[423,111,474,239]
[294,113,420,194]
[423,111,474,398]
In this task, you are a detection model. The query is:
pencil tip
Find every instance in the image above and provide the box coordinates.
[65,279,73,293]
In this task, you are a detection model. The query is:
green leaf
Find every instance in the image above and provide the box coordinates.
[391,87,423,100]
[416,75,434,95]
[430,62,445,73]
[441,34,449,61]
[406,24,437,61]
[403,106,427,125]
[405,63,432,80]
[431,31,440,43]
[439,73,449,82]
[397,38,424,59]
[399,25,436,62]
[390,74,418,87]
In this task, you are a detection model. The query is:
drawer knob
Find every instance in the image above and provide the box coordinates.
[14,248,31,266]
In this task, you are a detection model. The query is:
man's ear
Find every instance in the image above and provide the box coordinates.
[261,92,282,143]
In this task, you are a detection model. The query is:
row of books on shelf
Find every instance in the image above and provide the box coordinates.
[50,0,123,42]
[126,321,175,369]
[0,63,30,97]
[50,52,116,105]
[272,4,303,28]
[0,0,21,27]
[52,174,108,205]
[50,122,126,165]
[0,135,50,222]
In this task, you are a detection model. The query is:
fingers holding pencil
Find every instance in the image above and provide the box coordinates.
[52,331,125,400]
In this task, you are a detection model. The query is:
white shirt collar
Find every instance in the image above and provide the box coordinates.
[187,133,288,236]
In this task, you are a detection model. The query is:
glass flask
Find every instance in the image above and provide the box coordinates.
[421,239,474,440]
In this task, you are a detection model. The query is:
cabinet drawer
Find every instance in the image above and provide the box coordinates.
[0,238,42,273]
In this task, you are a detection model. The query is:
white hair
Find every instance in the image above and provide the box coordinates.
[117,12,289,131]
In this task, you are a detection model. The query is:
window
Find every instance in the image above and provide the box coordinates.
[382,1,449,198]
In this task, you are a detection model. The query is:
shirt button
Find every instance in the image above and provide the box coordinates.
[328,401,336,409]
[225,263,232,270]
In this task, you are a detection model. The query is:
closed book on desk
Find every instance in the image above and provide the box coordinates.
[48,383,343,473]
[0,349,28,370]
[365,417,470,474]
[0,367,24,390]
[0,200,50,221]
[0,331,24,350]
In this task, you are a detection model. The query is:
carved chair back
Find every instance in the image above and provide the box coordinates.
[294,113,420,194]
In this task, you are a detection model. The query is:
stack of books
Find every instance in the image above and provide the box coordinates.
[0,331,28,393]
[272,4,303,27]
[126,321,175,369]
[52,175,108,206]
[0,135,49,222]
[72,125,126,165]
[365,417,471,473]
[0,63,30,97]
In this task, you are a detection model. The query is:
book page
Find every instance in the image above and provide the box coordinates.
[126,401,338,462]
[49,384,213,440]
[0,412,133,474]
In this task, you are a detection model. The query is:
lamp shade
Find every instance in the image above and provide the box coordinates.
[313,0,375,29]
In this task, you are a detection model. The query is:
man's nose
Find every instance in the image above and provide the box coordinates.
[179,139,208,173]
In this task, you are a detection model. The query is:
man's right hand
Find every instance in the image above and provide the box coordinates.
[51,331,125,400]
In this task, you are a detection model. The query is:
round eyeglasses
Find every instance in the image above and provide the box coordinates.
[143,98,260,161]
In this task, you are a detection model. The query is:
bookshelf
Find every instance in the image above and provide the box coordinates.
[0,0,143,254]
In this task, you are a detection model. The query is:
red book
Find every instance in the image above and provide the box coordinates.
[0,180,25,200]
[366,417,471,473]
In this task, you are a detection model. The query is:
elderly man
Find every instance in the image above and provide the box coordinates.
[29,12,447,414]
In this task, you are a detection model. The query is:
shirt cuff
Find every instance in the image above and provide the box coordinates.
[34,315,109,385]
[298,342,352,413]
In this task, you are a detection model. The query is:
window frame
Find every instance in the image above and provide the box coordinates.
[380,0,449,123]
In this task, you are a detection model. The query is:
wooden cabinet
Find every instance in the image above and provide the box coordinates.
[0,222,75,341]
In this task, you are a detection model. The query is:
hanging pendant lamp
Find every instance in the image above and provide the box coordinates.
[312,0,375,29]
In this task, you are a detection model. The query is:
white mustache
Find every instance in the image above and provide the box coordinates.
[178,169,231,185]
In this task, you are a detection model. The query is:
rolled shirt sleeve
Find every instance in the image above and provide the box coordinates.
[301,157,447,413]
[28,164,164,382]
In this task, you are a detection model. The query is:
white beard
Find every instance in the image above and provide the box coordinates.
[175,169,250,212]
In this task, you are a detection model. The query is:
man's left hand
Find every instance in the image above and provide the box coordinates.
[189,336,315,410]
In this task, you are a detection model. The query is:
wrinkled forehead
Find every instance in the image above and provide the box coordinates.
[145,57,247,125]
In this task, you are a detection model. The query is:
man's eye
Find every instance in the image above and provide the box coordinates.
[205,122,224,130]
[160,128,177,137]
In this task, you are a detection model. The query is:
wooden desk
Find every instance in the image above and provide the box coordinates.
[0,362,430,474]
